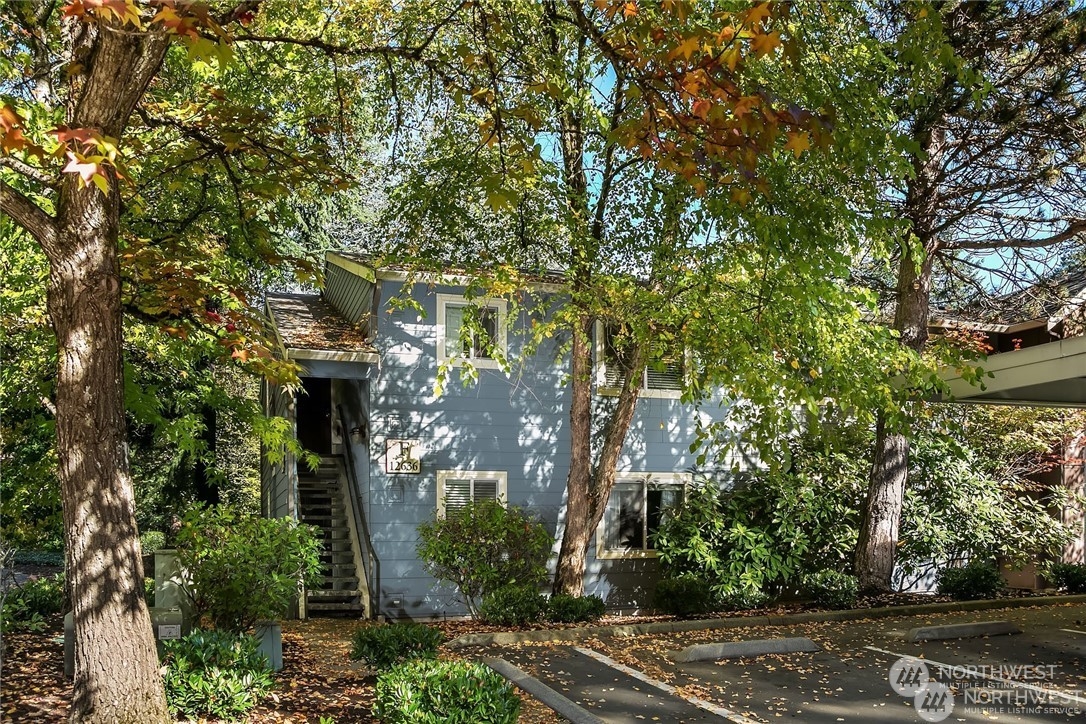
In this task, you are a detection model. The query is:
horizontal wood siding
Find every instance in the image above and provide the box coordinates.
[363,280,744,618]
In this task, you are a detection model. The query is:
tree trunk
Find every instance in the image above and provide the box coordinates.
[553,328,644,595]
[45,20,171,724]
[553,315,596,595]
[49,189,171,723]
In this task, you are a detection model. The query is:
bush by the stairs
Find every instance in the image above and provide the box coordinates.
[1047,562,1086,593]
[374,659,520,724]
[936,560,1003,600]
[547,593,606,623]
[350,622,444,669]
[417,499,551,617]
[480,585,547,626]
[162,629,274,721]
[175,505,323,632]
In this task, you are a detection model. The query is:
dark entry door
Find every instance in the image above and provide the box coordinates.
[297,377,332,455]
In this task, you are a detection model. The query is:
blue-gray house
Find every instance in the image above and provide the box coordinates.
[261,251,743,619]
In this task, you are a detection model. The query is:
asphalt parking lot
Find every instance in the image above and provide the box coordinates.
[636,603,1086,722]
[495,602,1086,723]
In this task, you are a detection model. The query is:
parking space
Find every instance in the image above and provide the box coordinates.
[582,603,1086,723]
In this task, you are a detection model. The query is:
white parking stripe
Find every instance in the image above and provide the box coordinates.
[571,645,761,724]
[1059,628,1086,636]
[865,645,1086,705]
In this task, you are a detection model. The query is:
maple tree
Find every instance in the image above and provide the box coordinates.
[0,1,395,719]
[347,0,918,595]
[854,0,1086,592]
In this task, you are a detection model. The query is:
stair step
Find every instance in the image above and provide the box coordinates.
[308,588,361,599]
[321,575,360,584]
[306,602,364,613]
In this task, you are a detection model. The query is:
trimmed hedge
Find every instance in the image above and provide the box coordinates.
[161,629,273,721]
[547,594,605,623]
[803,570,859,610]
[480,585,547,626]
[654,574,716,617]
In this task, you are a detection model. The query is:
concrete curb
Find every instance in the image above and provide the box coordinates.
[673,636,821,662]
[447,593,1086,648]
[905,620,1022,642]
[482,657,605,724]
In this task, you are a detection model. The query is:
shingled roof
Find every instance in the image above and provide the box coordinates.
[267,293,375,354]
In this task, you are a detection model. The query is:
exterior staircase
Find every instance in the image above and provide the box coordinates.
[298,458,367,615]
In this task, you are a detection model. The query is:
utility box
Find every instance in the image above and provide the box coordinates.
[255,621,283,671]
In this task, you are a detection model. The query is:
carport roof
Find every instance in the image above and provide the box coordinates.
[941,334,1086,407]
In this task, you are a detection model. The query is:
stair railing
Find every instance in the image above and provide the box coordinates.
[337,405,380,619]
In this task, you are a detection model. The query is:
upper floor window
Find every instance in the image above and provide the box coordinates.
[436,294,507,369]
[436,469,508,518]
[597,472,689,559]
[595,321,684,398]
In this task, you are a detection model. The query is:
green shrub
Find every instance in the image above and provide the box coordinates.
[653,476,858,596]
[12,550,63,566]
[175,505,323,632]
[936,560,1003,600]
[654,575,716,617]
[547,593,606,623]
[144,577,156,606]
[374,659,520,724]
[1047,562,1086,594]
[139,530,166,553]
[480,585,547,626]
[350,623,444,669]
[161,629,274,721]
[716,585,771,611]
[1,572,64,632]
[417,499,551,617]
[803,570,859,610]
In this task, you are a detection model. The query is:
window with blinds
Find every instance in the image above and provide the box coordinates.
[436,470,507,518]
[597,323,683,394]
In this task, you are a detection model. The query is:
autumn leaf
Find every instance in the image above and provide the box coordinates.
[61,150,110,192]
[784,131,811,158]
[751,30,782,57]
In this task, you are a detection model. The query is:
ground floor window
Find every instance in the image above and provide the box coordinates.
[597,473,689,559]
[436,469,507,518]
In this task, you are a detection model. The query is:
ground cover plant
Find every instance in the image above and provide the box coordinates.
[161,629,275,721]
[374,659,520,724]
[350,622,444,669]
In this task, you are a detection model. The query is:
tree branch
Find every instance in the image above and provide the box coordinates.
[0,156,55,185]
[1,180,59,256]
[942,220,1086,250]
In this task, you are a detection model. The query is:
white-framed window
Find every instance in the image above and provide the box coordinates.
[436,293,507,369]
[436,469,508,518]
[596,472,690,559]
[594,321,684,399]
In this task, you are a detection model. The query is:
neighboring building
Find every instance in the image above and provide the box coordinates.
[930,267,1086,587]
[261,252,745,618]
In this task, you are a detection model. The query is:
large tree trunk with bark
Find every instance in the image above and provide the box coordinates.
[50,191,171,724]
[856,241,938,591]
[41,20,171,724]
[854,104,945,593]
